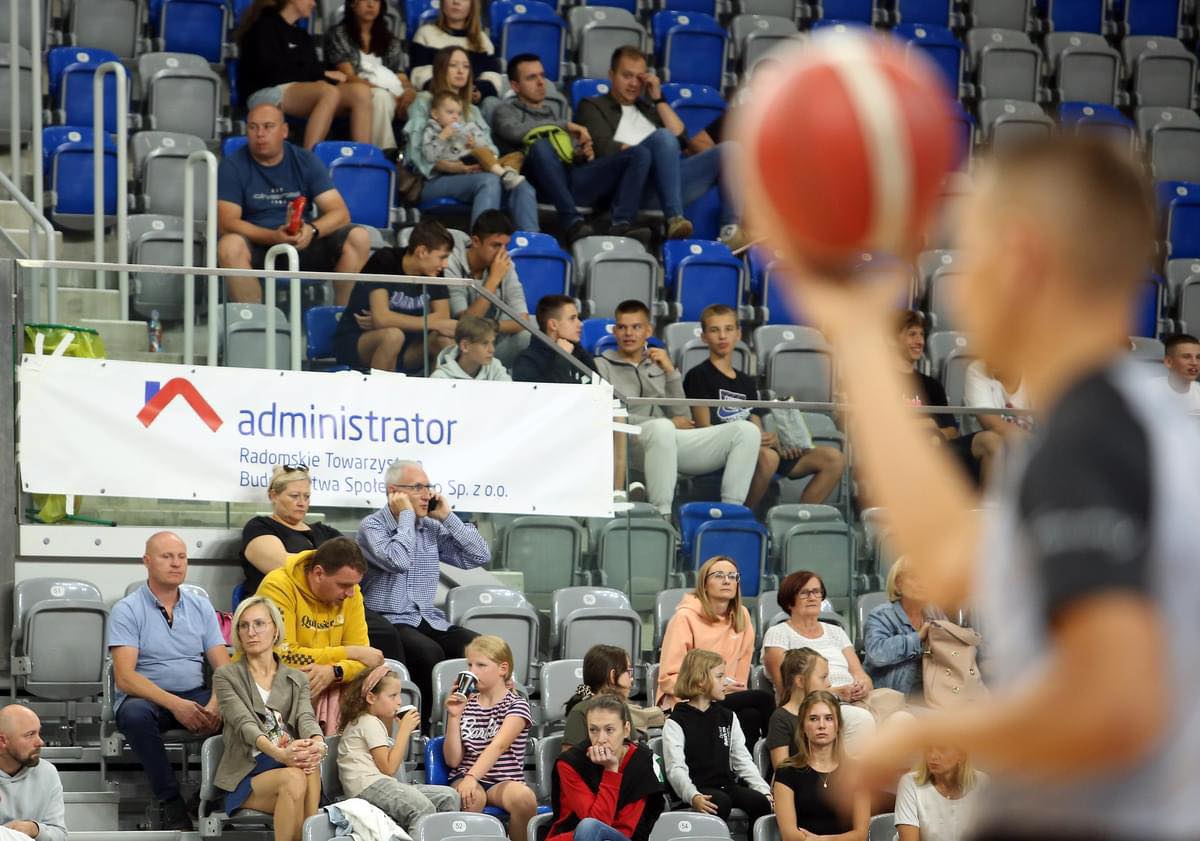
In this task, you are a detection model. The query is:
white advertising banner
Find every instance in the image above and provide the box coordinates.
[17,355,615,517]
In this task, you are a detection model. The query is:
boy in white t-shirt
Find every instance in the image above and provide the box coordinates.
[1155,333,1200,414]
[962,359,1034,441]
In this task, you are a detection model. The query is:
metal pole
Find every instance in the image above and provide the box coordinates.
[8,0,19,189]
[93,62,128,301]
[30,0,41,215]
[182,150,217,365]
[289,274,301,372]
[263,244,298,370]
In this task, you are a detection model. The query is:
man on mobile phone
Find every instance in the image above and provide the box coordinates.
[357,460,491,719]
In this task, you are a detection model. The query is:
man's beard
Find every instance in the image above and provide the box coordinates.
[14,750,39,768]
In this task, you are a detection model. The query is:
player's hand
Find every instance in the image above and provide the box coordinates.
[647,346,674,373]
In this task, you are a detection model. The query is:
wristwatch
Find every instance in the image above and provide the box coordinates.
[651,97,664,105]
[332,664,344,682]
[310,222,321,239]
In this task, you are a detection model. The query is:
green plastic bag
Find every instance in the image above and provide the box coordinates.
[23,323,106,359]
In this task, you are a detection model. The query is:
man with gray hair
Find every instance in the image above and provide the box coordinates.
[357,460,490,716]
[0,706,65,841]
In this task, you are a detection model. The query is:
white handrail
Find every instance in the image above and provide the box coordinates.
[0,168,57,321]
[263,243,301,371]
[92,61,128,318]
[8,0,19,189]
[182,150,217,365]
[30,0,41,215]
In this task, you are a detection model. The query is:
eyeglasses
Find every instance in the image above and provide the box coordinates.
[238,619,273,634]
[283,463,309,473]
[798,588,824,599]
[707,571,741,582]
[394,483,440,495]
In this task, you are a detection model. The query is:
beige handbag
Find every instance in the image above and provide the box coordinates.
[921,619,986,709]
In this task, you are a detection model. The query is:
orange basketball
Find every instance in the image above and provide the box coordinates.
[734,30,958,269]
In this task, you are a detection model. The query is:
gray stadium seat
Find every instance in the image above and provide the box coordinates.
[926,331,970,381]
[978,99,1054,149]
[0,0,52,51]
[301,814,337,841]
[10,577,108,700]
[383,658,423,730]
[431,658,469,735]
[199,735,275,837]
[500,516,586,611]
[765,340,834,403]
[917,249,959,299]
[752,815,780,841]
[861,506,893,578]
[926,267,962,331]
[65,0,139,58]
[765,504,843,563]
[138,53,224,140]
[967,28,1042,101]
[412,812,507,841]
[730,14,796,68]
[0,45,32,147]
[1167,258,1200,311]
[1137,106,1200,182]
[679,336,751,379]
[537,659,584,730]
[753,590,787,652]
[446,587,540,686]
[739,0,796,14]
[1043,32,1120,105]
[967,0,1031,30]
[654,588,689,652]
[534,732,563,800]
[752,738,771,782]
[572,235,660,319]
[100,657,204,783]
[127,213,203,321]
[856,591,888,652]
[753,324,826,374]
[1122,36,1196,108]
[869,812,895,841]
[319,735,342,799]
[594,516,678,613]
[927,172,973,250]
[750,661,772,691]
[649,811,734,841]
[219,302,294,369]
[664,321,702,366]
[528,812,554,841]
[942,351,976,407]
[569,6,645,79]
[1129,335,1165,359]
[132,131,210,218]
[551,586,642,662]
[778,522,854,614]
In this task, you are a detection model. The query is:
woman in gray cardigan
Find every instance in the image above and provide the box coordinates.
[214,595,326,841]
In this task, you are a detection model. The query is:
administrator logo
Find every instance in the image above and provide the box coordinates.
[137,379,224,431]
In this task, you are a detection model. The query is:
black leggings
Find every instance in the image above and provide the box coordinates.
[697,785,772,823]
[718,689,775,746]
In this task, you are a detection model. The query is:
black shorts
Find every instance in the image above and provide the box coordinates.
[243,223,358,276]
[333,327,423,370]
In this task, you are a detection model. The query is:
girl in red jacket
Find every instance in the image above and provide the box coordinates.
[549,694,665,841]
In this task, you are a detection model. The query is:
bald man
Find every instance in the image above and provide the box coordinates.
[108,531,232,830]
[216,101,370,305]
[780,137,1200,841]
[0,706,64,841]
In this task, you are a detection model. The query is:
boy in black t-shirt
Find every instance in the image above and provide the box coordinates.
[682,304,844,510]
[333,220,459,372]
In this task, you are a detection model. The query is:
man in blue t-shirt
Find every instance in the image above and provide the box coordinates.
[217,102,370,305]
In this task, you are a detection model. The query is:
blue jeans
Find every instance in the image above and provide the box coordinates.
[523,139,652,228]
[116,686,211,802]
[573,818,632,841]
[639,128,735,225]
[420,171,539,231]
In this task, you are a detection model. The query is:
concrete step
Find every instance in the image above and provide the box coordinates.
[0,198,33,228]
[64,789,120,832]
[119,350,187,364]
[3,225,63,256]
[79,317,151,355]
[31,286,123,321]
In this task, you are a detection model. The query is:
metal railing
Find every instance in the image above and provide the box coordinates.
[0,170,54,320]
[263,244,300,370]
[93,62,129,318]
[7,0,44,215]
[182,150,218,365]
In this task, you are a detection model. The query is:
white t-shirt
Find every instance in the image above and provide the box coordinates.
[1151,375,1200,414]
[253,684,289,757]
[894,771,989,841]
[964,360,1033,430]
[337,714,391,798]
[761,621,855,686]
[612,104,657,147]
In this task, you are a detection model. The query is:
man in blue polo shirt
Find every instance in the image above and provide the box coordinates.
[108,531,231,830]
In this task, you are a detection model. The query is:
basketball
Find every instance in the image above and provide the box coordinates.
[734,30,959,269]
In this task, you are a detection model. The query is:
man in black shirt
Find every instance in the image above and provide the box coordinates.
[333,220,458,372]
[776,137,1200,841]
[511,295,597,384]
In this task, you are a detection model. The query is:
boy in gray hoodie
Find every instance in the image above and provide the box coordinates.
[431,316,512,381]
[0,706,66,841]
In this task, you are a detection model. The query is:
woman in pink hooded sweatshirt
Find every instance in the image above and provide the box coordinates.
[658,555,775,745]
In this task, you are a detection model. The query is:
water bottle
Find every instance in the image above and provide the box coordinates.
[148,309,163,353]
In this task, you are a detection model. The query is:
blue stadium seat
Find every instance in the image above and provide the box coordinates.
[814,0,880,24]
[893,0,954,25]
[1157,180,1200,259]
[660,0,719,16]
[230,0,254,24]
[1133,274,1164,337]
[43,126,118,229]
[683,184,723,241]
[570,77,611,109]
[581,317,615,354]
[156,0,228,63]
[651,11,726,88]
[894,23,963,97]
[226,57,241,110]
[489,0,554,39]
[663,239,742,322]
[1122,0,1182,36]
[1058,101,1135,146]
[304,306,352,371]
[312,141,394,228]
[948,99,974,168]
[661,82,725,138]
[577,0,637,12]
[423,737,550,822]
[1045,0,1106,32]
[496,1,566,82]
[507,230,572,311]
[47,47,124,133]
[692,519,769,596]
[808,17,873,31]
[678,501,755,560]
[222,135,248,158]
[404,0,440,33]
[761,262,806,325]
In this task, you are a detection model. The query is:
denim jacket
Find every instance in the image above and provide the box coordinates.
[863,600,924,696]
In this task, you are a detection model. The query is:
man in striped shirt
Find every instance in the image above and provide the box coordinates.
[358,459,491,718]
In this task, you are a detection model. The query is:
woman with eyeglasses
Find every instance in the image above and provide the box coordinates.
[562,645,665,751]
[763,571,878,752]
[213,595,325,841]
[657,556,775,744]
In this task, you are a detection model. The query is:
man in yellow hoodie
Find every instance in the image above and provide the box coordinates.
[257,537,385,705]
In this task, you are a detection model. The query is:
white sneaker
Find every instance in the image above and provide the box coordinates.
[628,481,647,503]
[500,168,526,190]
